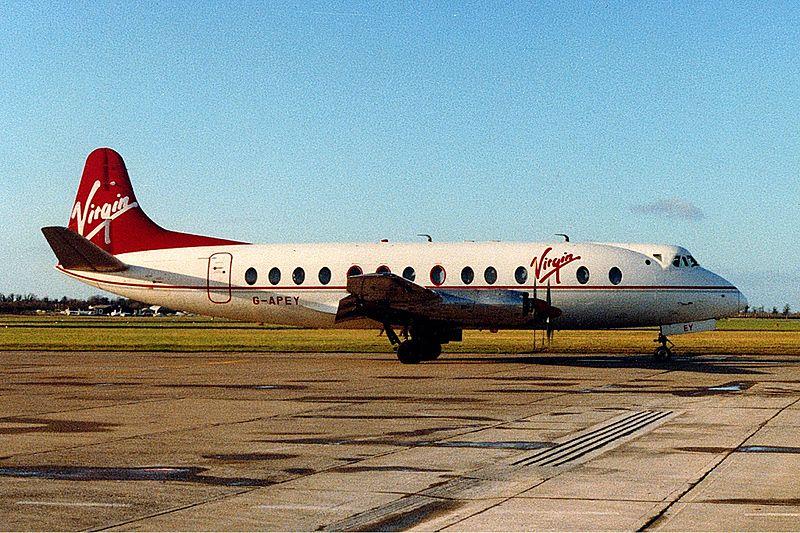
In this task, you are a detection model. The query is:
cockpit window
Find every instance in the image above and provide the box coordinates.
[652,254,662,262]
[672,255,700,267]
[672,255,700,268]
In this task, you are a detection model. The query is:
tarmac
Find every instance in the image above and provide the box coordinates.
[1,350,799,531]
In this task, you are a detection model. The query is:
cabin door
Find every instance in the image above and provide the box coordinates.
[207,253,232,303]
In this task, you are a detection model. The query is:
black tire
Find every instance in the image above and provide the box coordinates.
[654,346,672,361]
[397,340,422,364]
[420,342,442,361]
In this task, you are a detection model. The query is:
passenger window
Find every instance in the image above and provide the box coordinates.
[514,266,528,284]
[318,267,331,285]
[430,265,446,286]
[461,266,474,285]
[268,267,281,285]
[245,267,258,285]
[402,266,416,281]
[609,267,622,285]
[292,267,305,285]
[672,256,681,267]
[576,266,589,284]
[347,265,363,277]
[376,265,391,274]
[484,266,497,285]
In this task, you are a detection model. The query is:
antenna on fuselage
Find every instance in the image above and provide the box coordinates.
[417,234,433,242]
[555,233,570,242]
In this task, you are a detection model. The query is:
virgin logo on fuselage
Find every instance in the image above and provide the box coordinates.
[70,180,138,242]
[531,246,581,284]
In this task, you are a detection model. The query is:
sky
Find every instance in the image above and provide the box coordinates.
[1,1,798,309]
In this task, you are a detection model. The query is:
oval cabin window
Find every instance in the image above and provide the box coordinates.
[268,267,281,285]
[576,266,590,284]
[292,267,305,285]
[245,267,258,285]
[608,267,623,285]
[484,266,497,285]
[430,265,446,286]
[514,266,528,284]
[347,265,363,277]
[461,266,474,285]
[318,267,331,285]
[402,266,416,281]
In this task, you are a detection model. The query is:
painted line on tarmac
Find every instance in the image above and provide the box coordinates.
[207,359,248,365]
[745,512,800,517]
[256,504,352,511]
[16,500,131,508]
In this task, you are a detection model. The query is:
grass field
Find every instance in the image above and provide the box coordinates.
[1,316,799,355]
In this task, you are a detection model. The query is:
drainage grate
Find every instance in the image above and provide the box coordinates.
[513,410,673,468]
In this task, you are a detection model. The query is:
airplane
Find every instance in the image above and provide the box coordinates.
[42,148,747,364]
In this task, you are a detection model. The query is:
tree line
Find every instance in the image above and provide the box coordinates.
[740,304,796,318]
[0,294,149,314]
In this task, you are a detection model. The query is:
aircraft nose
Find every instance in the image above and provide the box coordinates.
[703,269,745,318]
[737,289,748,313]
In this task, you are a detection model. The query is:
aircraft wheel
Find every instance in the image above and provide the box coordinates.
[420,341,442,361]
[654,346,672,361]
[397,340,423,364]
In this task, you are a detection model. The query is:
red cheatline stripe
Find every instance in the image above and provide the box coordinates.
[57,266,738,292]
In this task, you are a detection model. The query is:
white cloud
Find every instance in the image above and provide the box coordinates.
[630,197,705,221]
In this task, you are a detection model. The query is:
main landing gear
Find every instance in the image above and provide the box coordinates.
[396,339,442,364]
[383,323,453,364]
[654,333,674,362]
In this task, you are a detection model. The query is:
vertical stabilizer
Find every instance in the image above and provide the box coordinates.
[68,148,244,254]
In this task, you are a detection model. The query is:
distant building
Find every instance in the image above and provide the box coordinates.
[148,305,177,316]
[63,309,91,316]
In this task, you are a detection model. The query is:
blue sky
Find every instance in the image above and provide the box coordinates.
[1,1,798,309]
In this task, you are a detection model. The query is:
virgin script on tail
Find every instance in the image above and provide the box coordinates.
[70,179,139,244]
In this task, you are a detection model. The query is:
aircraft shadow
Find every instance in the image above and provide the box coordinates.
[442,353,771,375]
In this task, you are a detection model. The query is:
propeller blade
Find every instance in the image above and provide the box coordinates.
[546,280,555,344]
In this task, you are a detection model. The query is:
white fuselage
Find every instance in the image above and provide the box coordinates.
[58,241,744,330]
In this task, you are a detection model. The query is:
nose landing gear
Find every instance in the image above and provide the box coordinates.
[654,333,674,361]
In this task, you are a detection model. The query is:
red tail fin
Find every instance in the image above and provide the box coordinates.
[68,148,244,255]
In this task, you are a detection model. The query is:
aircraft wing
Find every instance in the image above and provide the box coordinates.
[335,273,440,323]
[336,273,561,327]
[335,272,561,327]
[348,273,439,305]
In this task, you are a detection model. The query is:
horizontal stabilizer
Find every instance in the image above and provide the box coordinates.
[41,226,127,272]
